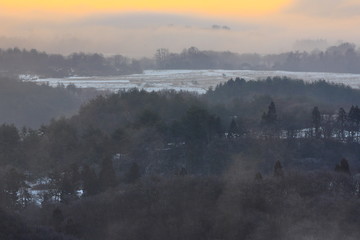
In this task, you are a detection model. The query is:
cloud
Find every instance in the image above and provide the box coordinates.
[1,11,360,58]
[76,12,254,31]
[288,0,360,18]
[0,23,278,58]
[79,12,201,29]
[211,24,231,30]
[0,12,262,57]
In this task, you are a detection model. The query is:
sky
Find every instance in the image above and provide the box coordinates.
[1,0,360,57]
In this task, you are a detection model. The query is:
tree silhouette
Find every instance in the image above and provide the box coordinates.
[337,107,347,140]
[335,158,351,175]
[262,101,278,137]
[267,101,277,124]
[312,106,321,138]
[348,105,360,141]
[3,168,28,209]
[228,118,239,138]
[273,160,284,178]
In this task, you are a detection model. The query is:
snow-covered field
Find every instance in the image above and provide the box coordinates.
[23,70,360,94]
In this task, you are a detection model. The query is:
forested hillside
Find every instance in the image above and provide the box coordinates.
[207,76,360,105]
[2,77,360,174]
[1,77,360,240]
[0,48,142,78]
[2,43,360,80]
[153,43,360,73]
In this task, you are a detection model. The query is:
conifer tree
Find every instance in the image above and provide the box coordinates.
[228,118,238,138]
[348,105,360,141]
[267,101,277,124]
[312,106,321,138]
[337,107,347,140]
[335,158,351,175]
[273,160,284,178]
[262,101,278,137]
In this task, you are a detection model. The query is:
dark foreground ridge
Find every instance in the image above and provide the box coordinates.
[1,76,360,239]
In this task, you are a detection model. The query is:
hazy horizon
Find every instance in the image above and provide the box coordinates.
[1,1,360,57]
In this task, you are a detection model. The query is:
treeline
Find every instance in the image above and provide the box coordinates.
[205,76,360,125]
[153,43,360,73]
[207,76,360,105]
[0,48,142,78]
[2,78,360,175]
[4,43,360,78]
[153,47,265,70]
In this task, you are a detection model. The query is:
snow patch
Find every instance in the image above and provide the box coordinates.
[24,70,360,94]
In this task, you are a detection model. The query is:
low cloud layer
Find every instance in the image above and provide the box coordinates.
[0,9,360,58]
[0,13,265,57]
[288,0,360,18]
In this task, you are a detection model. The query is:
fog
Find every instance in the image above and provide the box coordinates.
[288,0,360,17]
[2,2,360,239]
[1,8,360,58]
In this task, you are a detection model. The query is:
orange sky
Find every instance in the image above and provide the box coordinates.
[2,0,291,18]
[1,0,360,57]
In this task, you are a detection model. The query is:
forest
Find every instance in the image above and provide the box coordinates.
[0,48,142,78]
[1,76,360,239]
[1,42,360,80]
[153,43,360,73]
